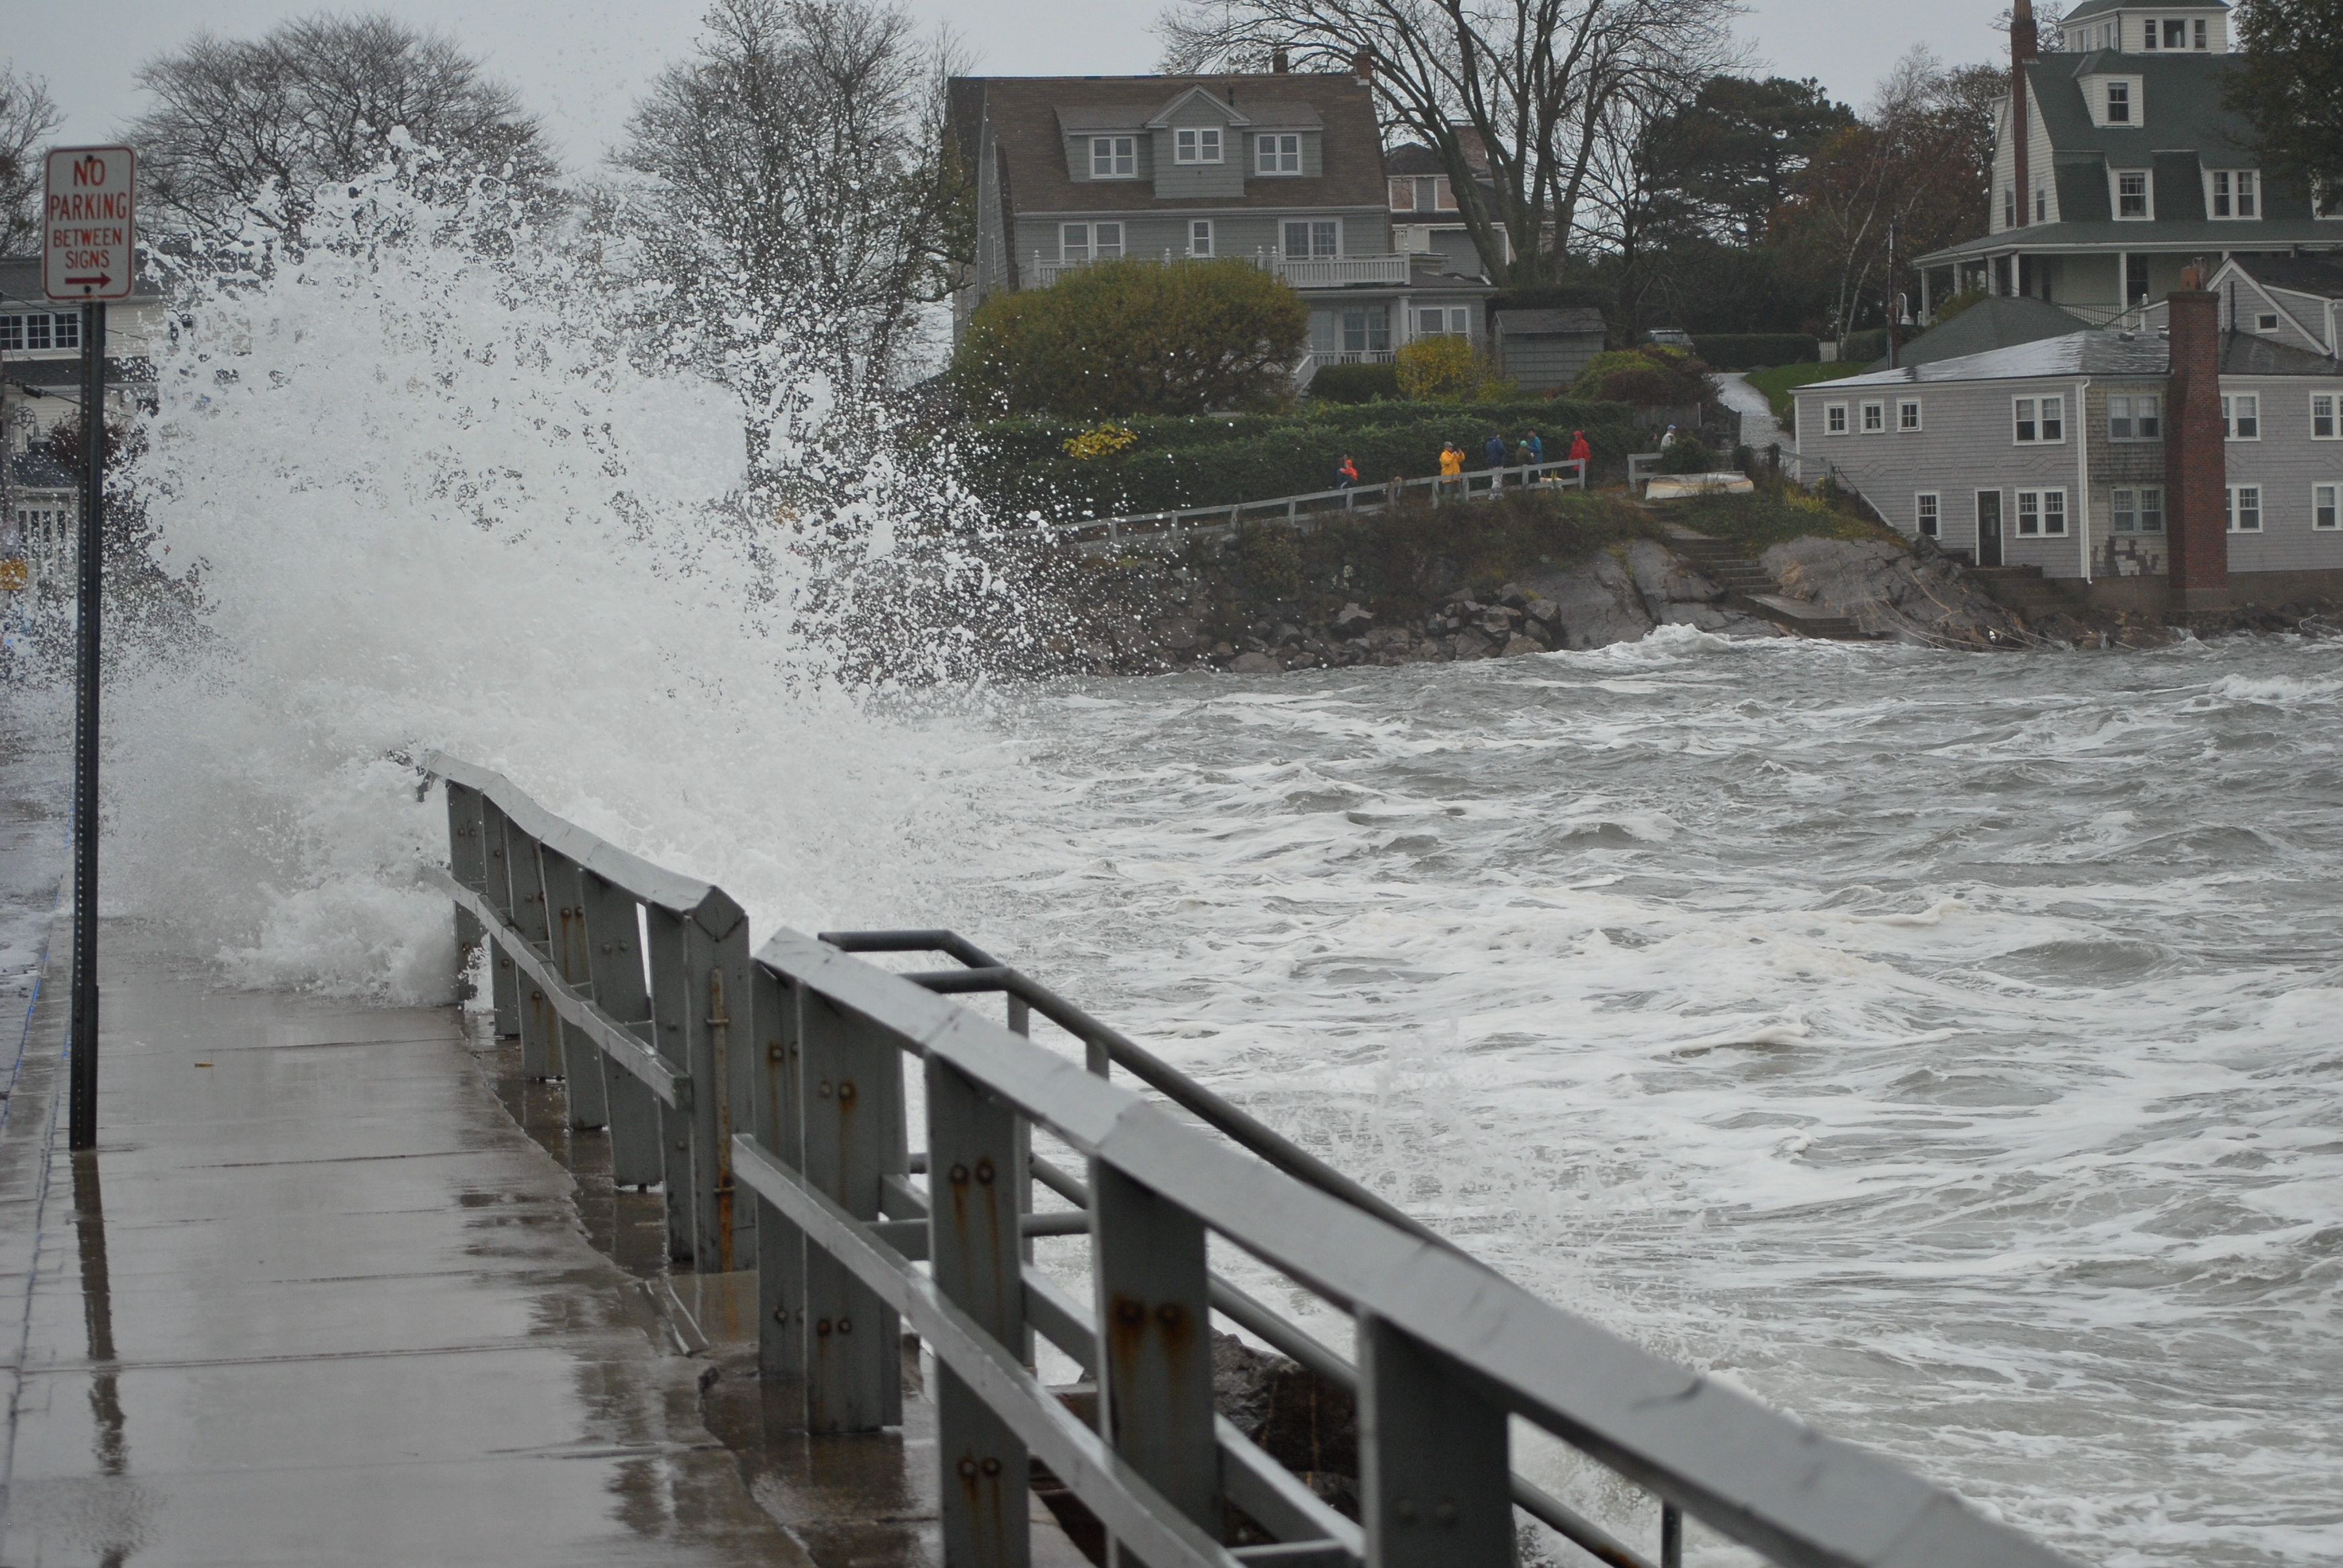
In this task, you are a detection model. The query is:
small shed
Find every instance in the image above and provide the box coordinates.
[1494,308,1607,393]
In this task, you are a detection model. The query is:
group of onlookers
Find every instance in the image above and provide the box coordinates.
[1332,430,1595,499]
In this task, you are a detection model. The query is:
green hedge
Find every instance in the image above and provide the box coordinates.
[1692,333,1818,370]
[962,403,1642,521]
[1309,363,1401,403]
[1842,328,1890,364]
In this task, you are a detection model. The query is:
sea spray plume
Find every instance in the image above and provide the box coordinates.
[102,153,1009,999]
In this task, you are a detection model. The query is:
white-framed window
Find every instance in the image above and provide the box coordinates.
[2015,488,2068,537]
[2317,483,2340,530]
[1341,304,1390,354]
[1916,492,1940,537]
[1282,219,1338,258]
[1188,219,1214,257]
[1824,402,1849,436]
[2003,186,2017,227]
[2315,393,2339,439]
[2106,79,2131,122]
[1416,307,1469,337]
[1174,127,1223,164]
[2223,393,2260,439]
[1899,399,1922,432]
[2208,169,2260,219]
[2225,485,2263,532]
[2112,486,2166,533]
[0,312,78,352]
[2014,394,2065,444]
[1059,221,1123,262]
[1257,134,1301,175]
[2255,311,2280,333]
[1861,400,1885,433]
[2035,177,2050,223]
[2109,393,2161,439]
[1089,136,1137,178]
[2114,169,2152,219]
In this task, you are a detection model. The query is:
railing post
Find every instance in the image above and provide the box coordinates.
[479,803,521,1038]
[537,846,609,1130]
[681,894,754,1272]
[508,830,559,1080]
[1089,1163,1218,1566]
[927,1054,1030,1568]
[798,990,905,1431]
[752,961,806,1380]
[579,872,662,1189]
[443,781,486,1000]
[646,906,706,1263]
[1356,1312,1513,1568]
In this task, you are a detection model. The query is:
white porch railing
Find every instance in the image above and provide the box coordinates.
[1029,251,1416,290]
[1253,253,1412,287]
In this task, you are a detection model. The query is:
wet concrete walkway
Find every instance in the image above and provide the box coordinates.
[0,916,813,1568]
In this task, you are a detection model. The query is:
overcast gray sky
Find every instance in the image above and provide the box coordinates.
[11,1,2016,168]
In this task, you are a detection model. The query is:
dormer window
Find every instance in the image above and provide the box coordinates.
[1174,127,1222,164]
[2106,81,2130,122]
[2115,169,2152,219]
[2209,169,2260,219]
[1257,134,1301,175]
[1090,136,1136,178]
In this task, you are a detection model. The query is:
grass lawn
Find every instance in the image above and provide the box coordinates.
[1669,481,1904,556]
[1744,360,1872,419]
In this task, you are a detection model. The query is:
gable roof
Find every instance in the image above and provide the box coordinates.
[2065,0,2226,17]
[2231,253,2343,300]
[1145,85,1252,128]
[2027,50,2249,163]
[1819,327,2341,388]
[1867,296,2091,371]
[955,73,1389,217]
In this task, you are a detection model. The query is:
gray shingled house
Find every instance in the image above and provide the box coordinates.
[1796,326,2343,588]
[1915,1,2343,323]
[947,72,1495,386]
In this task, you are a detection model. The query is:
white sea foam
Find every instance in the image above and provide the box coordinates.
[74,189,2343,1565]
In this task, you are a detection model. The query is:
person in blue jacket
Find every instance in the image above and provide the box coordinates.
[1484,432,1507,469]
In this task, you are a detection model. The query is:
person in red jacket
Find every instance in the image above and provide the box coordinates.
[1568,430,1592,477]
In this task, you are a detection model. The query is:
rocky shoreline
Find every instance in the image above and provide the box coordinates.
[1056,526,2341,676]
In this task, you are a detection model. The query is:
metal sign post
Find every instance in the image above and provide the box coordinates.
[45,145,135,1151]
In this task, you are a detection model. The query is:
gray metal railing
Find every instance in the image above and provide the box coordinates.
[423,754,2079,1568]
[1057,458,1587,555]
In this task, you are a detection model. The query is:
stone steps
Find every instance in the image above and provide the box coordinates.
[1666,534,1880,641]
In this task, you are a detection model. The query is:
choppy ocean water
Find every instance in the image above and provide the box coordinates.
[929,631,2341,1567]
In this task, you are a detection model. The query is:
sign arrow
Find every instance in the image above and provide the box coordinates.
[64,274,112,288]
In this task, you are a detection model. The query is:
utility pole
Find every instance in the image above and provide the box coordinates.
[1886,221,1900,371]
[44,146,135,1152]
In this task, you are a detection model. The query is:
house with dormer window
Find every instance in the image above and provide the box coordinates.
[948,71,1496,385]
[1914,0,2342,326]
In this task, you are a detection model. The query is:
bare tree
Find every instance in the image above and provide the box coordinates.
[1,66,63,256]
[124,13,556,243]
[1773,48,1993,344]
[1159,0,1741,285]
[611,0,972,489]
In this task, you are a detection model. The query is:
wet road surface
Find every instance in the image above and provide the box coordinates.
[0,918,809,1568]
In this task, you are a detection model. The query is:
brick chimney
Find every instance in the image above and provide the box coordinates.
[2012,0,2037,232]
[2164,266,2230,609]
[1352,47,1373,83]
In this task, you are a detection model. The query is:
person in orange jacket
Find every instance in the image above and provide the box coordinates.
[1437,441,1464,502]
[1335,453,1360,489]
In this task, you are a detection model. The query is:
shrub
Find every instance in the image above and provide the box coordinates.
[1656,435,1716,473]
[1237,525,1303,597]
[1841,328,1890,364]
[1569,344,1715,406]
[1929,287,1988,325]
[951,258,1308,418]
[1309,362,1401,403]
[1395,335,1514,401]
[1062,422,1137,459]
[1690,333,1818,370]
